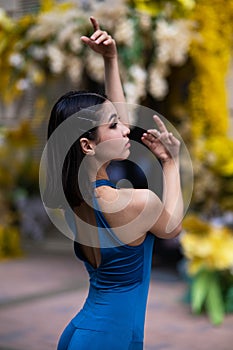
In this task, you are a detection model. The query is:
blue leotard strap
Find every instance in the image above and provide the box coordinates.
[92,179,123,248]
[92,179,117,189]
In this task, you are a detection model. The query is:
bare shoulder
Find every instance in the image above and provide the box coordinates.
[96,186,161,244]
[96,186,160,214]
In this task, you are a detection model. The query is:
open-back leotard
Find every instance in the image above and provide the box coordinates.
[57,179,155,350]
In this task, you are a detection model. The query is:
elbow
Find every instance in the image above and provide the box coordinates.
[161,223,183,240]
[171,223,183,238]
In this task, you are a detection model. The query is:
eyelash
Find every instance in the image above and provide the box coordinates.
[110,122,118,129]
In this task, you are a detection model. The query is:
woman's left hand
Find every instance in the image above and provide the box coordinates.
[141,115,181,163]
[81,16,117,59]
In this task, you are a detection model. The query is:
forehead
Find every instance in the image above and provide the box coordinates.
[99,101,117,124]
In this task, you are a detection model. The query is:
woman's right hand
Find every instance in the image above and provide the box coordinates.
[141,115,180,163]
[81,17,117,59]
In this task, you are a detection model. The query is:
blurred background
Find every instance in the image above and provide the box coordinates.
[0,0,233,349]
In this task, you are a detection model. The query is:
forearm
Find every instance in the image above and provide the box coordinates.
[104,56,128,123]
[162,158,183,232]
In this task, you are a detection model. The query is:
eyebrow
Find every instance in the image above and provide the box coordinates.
[108,113,117,122]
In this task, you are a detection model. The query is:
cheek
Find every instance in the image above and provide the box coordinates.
[98,128,121,142]
[94,139,128,161]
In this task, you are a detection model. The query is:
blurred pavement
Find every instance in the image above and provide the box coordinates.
[0,235,233,350]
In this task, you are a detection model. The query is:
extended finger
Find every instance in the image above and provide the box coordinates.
[160,132,172,145]
[90,16,100,32]
[153,115,167,133]
[168,132,180,145]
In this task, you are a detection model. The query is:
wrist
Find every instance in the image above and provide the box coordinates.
[161,157,179,167]
[103,54,118,62]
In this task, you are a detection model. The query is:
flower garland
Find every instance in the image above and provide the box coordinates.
[189,0,233,139]
[187,0,233,208]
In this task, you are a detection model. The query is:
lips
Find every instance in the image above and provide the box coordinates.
[125,139,131,148]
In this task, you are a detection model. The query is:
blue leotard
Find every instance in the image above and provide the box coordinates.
[57,179,155,350]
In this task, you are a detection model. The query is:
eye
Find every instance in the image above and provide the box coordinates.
[109,121,118,129]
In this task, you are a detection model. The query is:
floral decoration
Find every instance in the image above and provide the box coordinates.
[0,0,196,105]
[181,214,233,325]
[187,0,233,210]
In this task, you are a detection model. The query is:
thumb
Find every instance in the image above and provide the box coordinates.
[80,36,92,45]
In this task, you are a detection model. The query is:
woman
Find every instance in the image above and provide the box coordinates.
[45,17,183,350]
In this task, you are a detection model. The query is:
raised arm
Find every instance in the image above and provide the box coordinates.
[141,115,184,238]
[81,17,128,123]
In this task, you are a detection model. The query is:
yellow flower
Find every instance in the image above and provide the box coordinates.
[132,0,160,16]
[0,9,14,31]
[189,0,233,141]
[40,0,56,12]
[204,137,233,176]
[178,0,196,10]
[181,217,233,275]
[188,257,205,274]
[183,214,211,235]
[30,68,45,85]
[209,228,233,270]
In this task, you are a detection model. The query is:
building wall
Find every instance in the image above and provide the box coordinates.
[0,0,40,17]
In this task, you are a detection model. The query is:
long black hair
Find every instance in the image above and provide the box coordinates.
[43,90,107,209]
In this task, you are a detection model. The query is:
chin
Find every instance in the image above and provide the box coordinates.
[114,150,130,161]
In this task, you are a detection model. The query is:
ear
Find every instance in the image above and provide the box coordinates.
[80,138,95,156]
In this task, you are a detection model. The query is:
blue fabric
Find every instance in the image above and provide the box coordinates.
[58,179,155,350]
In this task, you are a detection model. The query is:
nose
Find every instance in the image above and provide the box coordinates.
[121,122,130,136]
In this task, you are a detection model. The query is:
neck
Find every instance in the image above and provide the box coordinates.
[86,158,110,182]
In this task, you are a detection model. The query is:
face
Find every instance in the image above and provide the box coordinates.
[94,101,131,162]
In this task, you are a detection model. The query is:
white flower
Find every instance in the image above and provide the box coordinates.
[57,23,82,53]
[114,19,134,46]
[16,78,30,91]
[86,51,104,83]
[27,9,80,41]
[123,82,137,104]
[155,19,193,66]
[9,53,24,68]
[66,57,82,84]
[30,46,46,60]
[58,23,77,46]
[148,67,168,99]
[70,35,82,53]
[129,65,147,85]
[138,13,151,31]
[92,0,128,22]
[125,65,147,103]
[28,13,61,40]
[47,45,65,74]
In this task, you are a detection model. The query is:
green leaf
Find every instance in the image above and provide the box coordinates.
[191,269,210,314]
[225,286,233,313]
[206,273,225,325]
